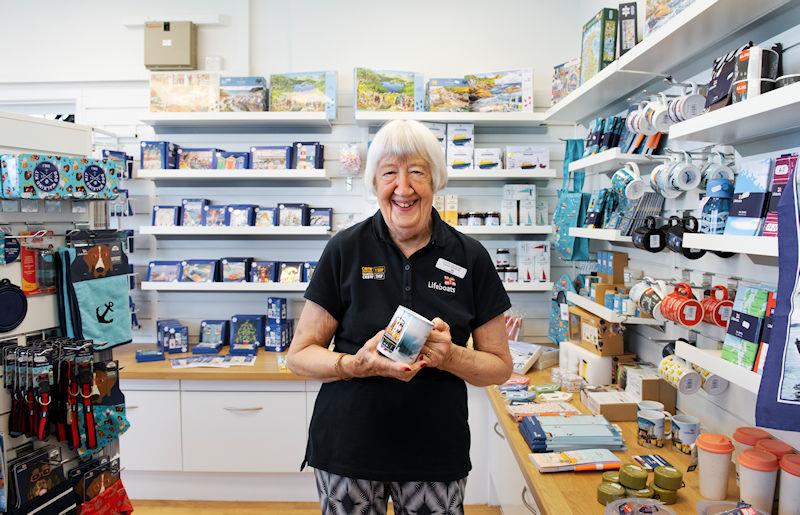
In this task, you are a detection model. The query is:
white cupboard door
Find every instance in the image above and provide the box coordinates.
[119,390,182,471]
[181,391,306,473]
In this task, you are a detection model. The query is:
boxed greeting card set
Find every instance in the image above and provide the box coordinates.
[151,197,332,229]
[139,140,325,171]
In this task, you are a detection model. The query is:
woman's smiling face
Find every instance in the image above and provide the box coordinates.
[375,154,434,240]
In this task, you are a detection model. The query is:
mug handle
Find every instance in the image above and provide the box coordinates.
[710,284,729,301]
[663,412,673,438]
[626,161,641,179]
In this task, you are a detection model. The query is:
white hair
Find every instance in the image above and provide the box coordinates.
[363,119,447,195]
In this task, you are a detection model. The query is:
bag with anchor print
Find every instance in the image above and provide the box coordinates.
[56,231,132,350]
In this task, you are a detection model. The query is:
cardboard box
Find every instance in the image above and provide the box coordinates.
[593,283,625,305]
[622,365,677,414]
[474,148,503,170]
[568,305,624,356]
[597,251,628,285]
[501,199,518,226]
[581,386,638,421]
[519,198,536,225]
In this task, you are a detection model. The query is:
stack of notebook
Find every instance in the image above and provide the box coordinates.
[519,414,626,453]
[528,448,621,473]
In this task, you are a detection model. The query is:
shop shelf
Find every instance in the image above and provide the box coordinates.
[668,82,800,145]
[447,169,557,181]
[680,234,779,257]
[139,226,331,239]
[354,110,546,128]
[568,227,632,243]
[504,282,553,292]
[136,168,330,185]
[140,111,333,133]
[140,282,308,292]
[566,291,663,325]
[455,225,552,235]
[675,340,761,394]
[568,149,661,175]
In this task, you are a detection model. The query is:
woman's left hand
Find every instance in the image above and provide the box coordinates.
[418,317,454,369]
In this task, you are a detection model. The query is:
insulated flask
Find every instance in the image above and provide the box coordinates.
[632,216,665,253]
[666,216,706,260]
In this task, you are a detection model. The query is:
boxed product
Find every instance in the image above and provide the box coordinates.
[309,207,333,228]
[621,364,676,414]
[215,151,250,170]
[580,9,619,84]
[140,141,179,170]
[149,72,220,112]
[474,148,503,170]
[447,147,473,170]
[279,262,303,283]
[427,78,470,112]
[225,204,256,226]
[147,261,182,282]
[219,76,268,112]
[446,123,474,148]
[254,206,278,227]
[506,145,549,170]
[464,69,534,112]
[200,319,230,346]
[721,335,759,369]
[519,198,536,225]
[421,122,447,143]
[250,146,292,169]
[221,257,251,282]
[504,184,536,200]
[251,261,278,283]
[231,314,265,348]
[178,148,222,169]
[279,203,309,226]
[181,198,209,226]
[72,158,118,200]
[354,68,425,112]
[102,150,133,180]
[156,319,180,349]
[203,204,228,226]
[0,154,70,200]
[433,195,445,215]
[501,199,518,226]
[180,259,218,283]
[518,241,550,282]
[763,154,798,237]
[580,386,638,421]
[303,261,317,282]
[551,57,580,105]
[136,349,165,362]
[292,141,324,170]
[269,71,337,119]
[645,0,694,37]
[191,341,223,354]
[152,205,181,226]
[443,194,458,226]
[163,323,189,354]
[568,305,624,356]
[265,322,290,352]
[267,297,288,323]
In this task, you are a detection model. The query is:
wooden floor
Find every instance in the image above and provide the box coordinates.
[132,500,500,514]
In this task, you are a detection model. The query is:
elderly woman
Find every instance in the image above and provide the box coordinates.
[287,119,513,515]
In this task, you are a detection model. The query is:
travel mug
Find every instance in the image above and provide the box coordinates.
[733,426,772,479]
[696,433,734,500]
[737,449,779,513]
[779,454,800,515]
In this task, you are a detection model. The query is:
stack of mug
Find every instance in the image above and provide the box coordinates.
[626,84,706,136]
[658,355,702,395]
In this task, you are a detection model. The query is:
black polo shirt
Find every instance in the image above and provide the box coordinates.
[303,208,511,482]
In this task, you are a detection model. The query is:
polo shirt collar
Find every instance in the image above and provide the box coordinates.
[371,207,451,249]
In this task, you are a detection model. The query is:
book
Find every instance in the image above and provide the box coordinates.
[529,448,621,473]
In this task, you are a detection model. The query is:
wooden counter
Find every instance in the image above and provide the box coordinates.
[487,368,739,515]
[117,344,307,381]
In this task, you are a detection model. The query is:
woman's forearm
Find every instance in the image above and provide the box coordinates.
[286,344,342,382]
[440,345,512,387]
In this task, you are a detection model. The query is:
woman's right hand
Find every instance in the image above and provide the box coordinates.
[344,330,425,382]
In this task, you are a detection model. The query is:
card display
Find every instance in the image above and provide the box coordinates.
[251,261,277,283]
[152,206,181,226]
[147,261,182,282]
[226,205,256,227]
[215,151,250,169]
[204,205,227,226]
[181,198,208,226]
[464,69,534,112]
[180,260,217,282]
[254,207,278,226]
[221,258,250,282]
[178,148,221,169]
[279,262,303,283]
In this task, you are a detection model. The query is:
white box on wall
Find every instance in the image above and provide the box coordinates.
[519,198,536,225]
[501,199,518,226]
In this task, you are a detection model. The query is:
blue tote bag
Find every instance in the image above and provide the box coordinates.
[553,139,590,261]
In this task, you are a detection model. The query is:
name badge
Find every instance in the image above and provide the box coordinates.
[435,258,466,279]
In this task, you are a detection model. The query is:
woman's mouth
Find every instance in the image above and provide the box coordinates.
[392,199,418,211]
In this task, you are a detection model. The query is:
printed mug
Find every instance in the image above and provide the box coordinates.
[632,216,666,253]
[638,409,673,448]
[611,162,646,201]
[643,93,671,133]
[650,159,682,199]
[671,414,701,454]
[700,150,735,189]
[659,282,704,327]
[667,151,701,191]
[700,285,734,327]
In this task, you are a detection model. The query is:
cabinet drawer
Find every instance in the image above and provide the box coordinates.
[181,391,306,473]
[119,390,182,471]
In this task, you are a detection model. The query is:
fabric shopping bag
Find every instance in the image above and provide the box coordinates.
[552,139,590,261]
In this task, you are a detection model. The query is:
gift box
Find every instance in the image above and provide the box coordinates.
[251,261,278,283]
[309,207,333,228]
[254,206,278,227]
[221,257,251,282]
[140,141,179,170]
[267,297,288,323]
[269,71,337,119]
[303,261,317,282]
[219,76,268,112]
[279,262,303,283]
[162,324,189,354]
[265,322,291,352]
[203,204,228,226]
[200,319,230,345]
[250,146,292,169]
[180,259,218,283]
[215,151,250,170]
[181,198,209,226]
[231,314,266,347]
[292,141,324,170]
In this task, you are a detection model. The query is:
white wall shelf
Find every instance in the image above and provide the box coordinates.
[568,149,661,175]
[455,225,552,235]
[354,110,546,128]
[136,169,330,185]
[567,291,663,326]
[568,227,633,243]
[140,282,308,292]
[681,234,778,257]
[140,112,333,133]
[140,226,331,239]
[669,82,800,145]
[675,340,761,394]
[0,111,92,156]
[447,169,557,181]
[504,282,553,292]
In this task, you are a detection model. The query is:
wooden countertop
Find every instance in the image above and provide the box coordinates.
[487,368,739,515]
[117,344,307,381]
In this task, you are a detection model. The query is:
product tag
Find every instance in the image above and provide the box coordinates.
[435,258,466,279]
[162,39,173,47]
[560,303,569,321]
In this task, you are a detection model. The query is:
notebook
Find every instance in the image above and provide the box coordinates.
[529,448,621,473]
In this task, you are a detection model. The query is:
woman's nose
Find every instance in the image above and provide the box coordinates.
[394,170,414,194]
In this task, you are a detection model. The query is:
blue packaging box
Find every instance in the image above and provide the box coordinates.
[278,203,309,226]
[269,71,337,119]
[156,319,181,349]
[734,158,773,193]
[221,257,251,282]
[250,146,292,170]
[72,157,118,200]
[231,314,266,347]
[141,141,179,170]
[191,342,223,354]
[215,151,250,170]
[163,324,189,353]
[220,76,268,112]
[204,204,228,226]
[180,259,218,283]
[726,311,763,343]
[303,261,317,282]
[254,206,278,227]
[229,342,258,356]
[309,207,333,228]
[251,261,278,283]
[200,319,230,345]
[147,261,182,282]
[266,297,288,323]
[291,142,324,170]
[152,205,182,226]
[181,198,209,226]
[226,204,256,226]
[103,149,133,180]
[265,322,290,352]
[178,147,223,169]
[136,349,165,362]
[0,153,70,200]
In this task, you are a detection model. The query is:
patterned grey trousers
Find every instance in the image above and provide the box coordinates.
[314,469,466,515]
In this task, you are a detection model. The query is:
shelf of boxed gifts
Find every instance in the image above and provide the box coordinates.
[674,340,761,394]
[669,82,800,145]
[136,168,330,184]
[566,291,663,326]
[354,110,546,128]
[567,227,632,243]
[567,149,660,175]
[140,111,333,133]
[446,169,557,181]
[681,234,779,257]
[140,281,309,292]
[455,225,552,236]
[139,226,332,239]
[503,282,553,292]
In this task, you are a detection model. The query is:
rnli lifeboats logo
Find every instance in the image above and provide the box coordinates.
[361,266,385,280]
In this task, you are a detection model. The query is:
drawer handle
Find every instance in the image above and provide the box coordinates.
[521,486,538,514]
[126,406,139,410]
[223,406,264,412]
[493,422,505,440]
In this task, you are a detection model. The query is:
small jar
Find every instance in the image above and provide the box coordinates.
[485,211,501,226]
[495,248,511,267]
[467,212,485,226]
[496,266,507,281]
[457,212,468,226]
[504,266,518,283]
